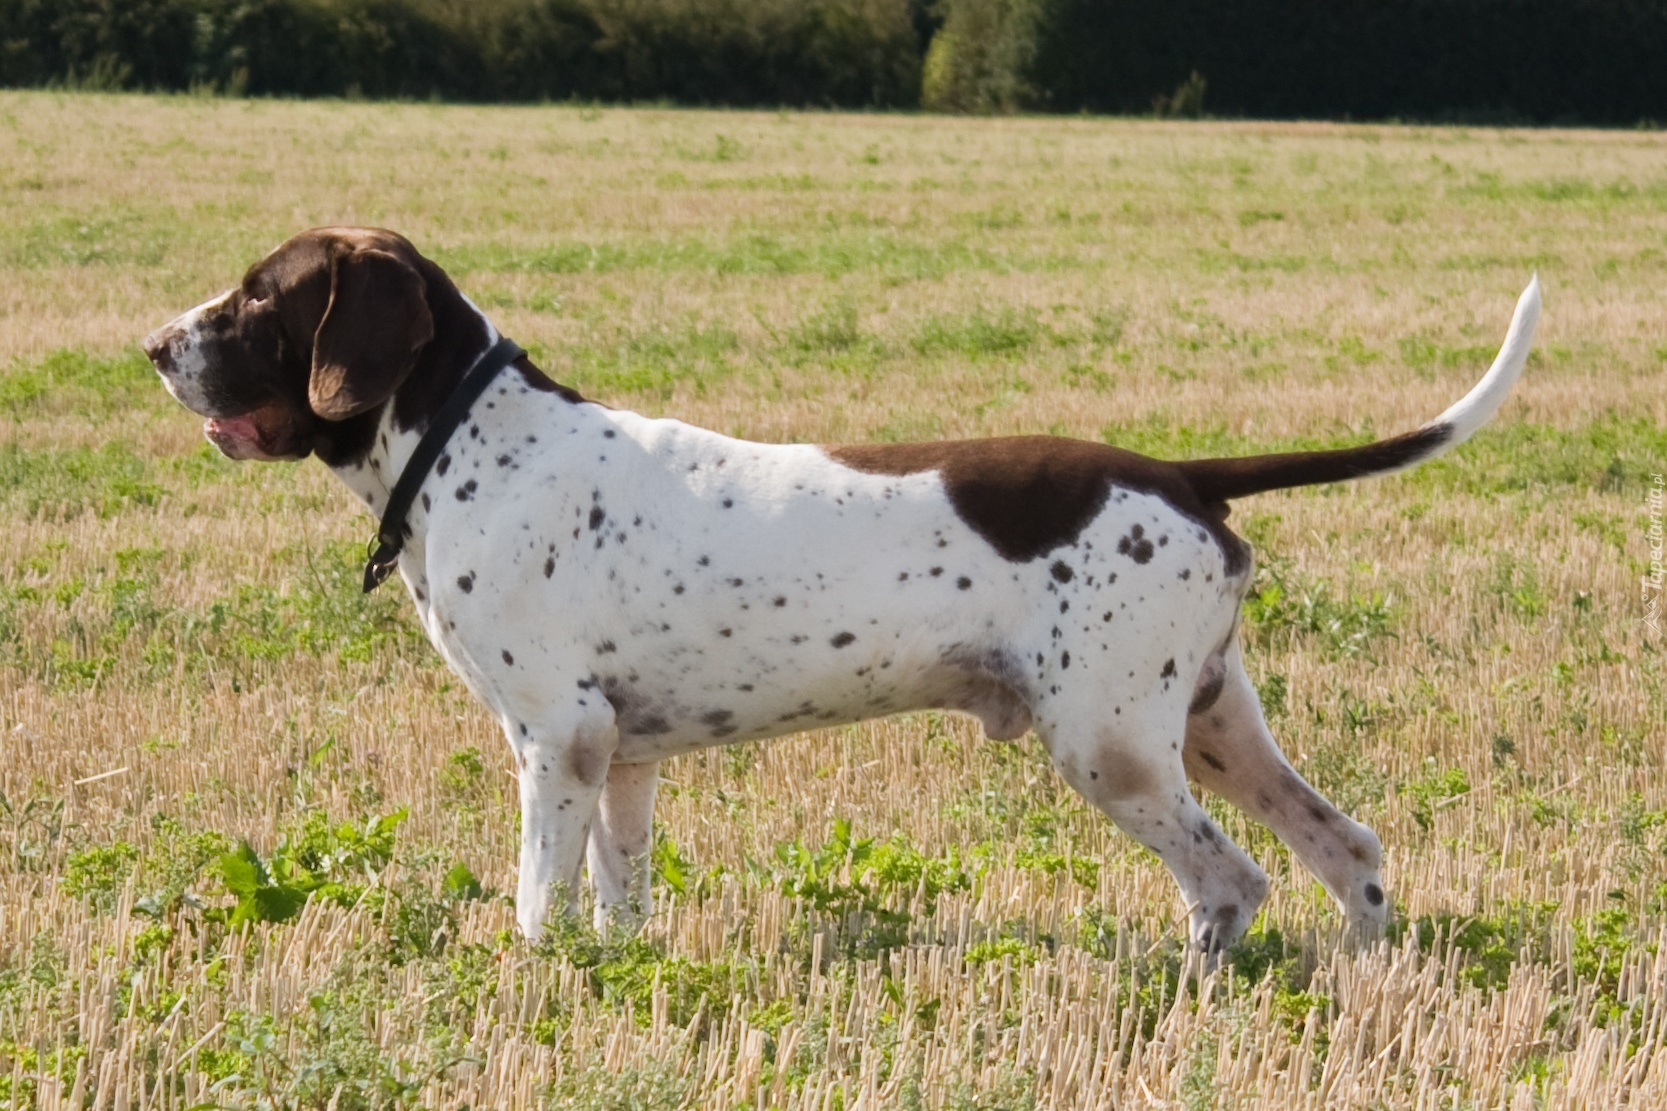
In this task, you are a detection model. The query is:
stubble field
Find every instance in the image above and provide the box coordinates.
[1,91,1665,1109]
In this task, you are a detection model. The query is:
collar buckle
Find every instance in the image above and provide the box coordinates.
[363,534,399,593]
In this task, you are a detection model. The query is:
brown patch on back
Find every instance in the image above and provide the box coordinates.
[824,437,1248,572]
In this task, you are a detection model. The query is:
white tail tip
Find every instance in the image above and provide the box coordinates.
[1426,275,1540,448]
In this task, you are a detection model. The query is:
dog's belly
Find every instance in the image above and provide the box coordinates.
[603,632,1033,761]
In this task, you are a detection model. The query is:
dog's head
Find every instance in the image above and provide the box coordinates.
[144,227,484,465]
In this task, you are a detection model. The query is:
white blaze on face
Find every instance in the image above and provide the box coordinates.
[143,288,236,414]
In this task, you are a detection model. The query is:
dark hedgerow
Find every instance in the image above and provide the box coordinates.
[4,0,1667,122]
[0,0,923,107]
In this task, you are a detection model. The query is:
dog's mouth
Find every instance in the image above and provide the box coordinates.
[203,404,309,462]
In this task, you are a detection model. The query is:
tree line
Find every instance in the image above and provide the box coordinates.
[3,0,1663,124]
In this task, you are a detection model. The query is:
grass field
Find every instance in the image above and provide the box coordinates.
[1,90,1665,1108]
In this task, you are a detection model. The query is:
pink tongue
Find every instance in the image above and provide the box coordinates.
[202,414,276,461]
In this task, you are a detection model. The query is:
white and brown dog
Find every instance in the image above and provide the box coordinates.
[144,228,1540,949]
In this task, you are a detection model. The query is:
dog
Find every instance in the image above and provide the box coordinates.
[144,227,1539,949]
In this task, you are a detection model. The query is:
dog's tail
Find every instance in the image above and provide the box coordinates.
[1174,276,1540,504]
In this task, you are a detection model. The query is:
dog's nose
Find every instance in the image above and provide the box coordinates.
[142,327,175,372]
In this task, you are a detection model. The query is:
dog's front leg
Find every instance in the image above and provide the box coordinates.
[504,702,618,941]
[587,760,659,934]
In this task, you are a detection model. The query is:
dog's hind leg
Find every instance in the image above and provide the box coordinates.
[587,760,659,934]
[1183,641,1388,933]
[1041,689,1270,951]
[503,699,619,941]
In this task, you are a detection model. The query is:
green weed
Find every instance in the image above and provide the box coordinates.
[210,809,407,927]
[1389,904,1562,992]
[1571,907,1636,998]
[211,966,458,1111]
[1226,925,1330,1043]
[545,1058,689,1111]
[946,1066,1038,1111]
[913,307,1045,359]
[0,1042,86,1108]
[1397,335,1499,375]
[536,916,747,1029]
[965,935,1039,967]
[1490,554,1550,619]
[438,747,486,798]
[132,815,232,919]
[1399,759,1470,831]
[774,820,972,959]
[61,841,139,910]
[1242,556,1396,659]
[787,299,884,370]
[1237,208,1285,227]
[0,442,166,517]
[1295,741,1389,817]
[1256,672,1289,718]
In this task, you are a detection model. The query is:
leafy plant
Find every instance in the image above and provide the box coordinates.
[61,841,139,910]
[441,862,483,903]
[1399,760,1470,832]
[210,809,407,927]
[534,916,745,1029]
[1242,555,1396,658]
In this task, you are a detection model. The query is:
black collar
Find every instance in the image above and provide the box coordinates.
[362,336,524,592]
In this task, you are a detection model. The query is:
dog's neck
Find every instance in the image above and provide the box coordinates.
[329,409,428,515]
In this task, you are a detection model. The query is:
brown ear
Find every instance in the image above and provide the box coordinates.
[308,248,435,421]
